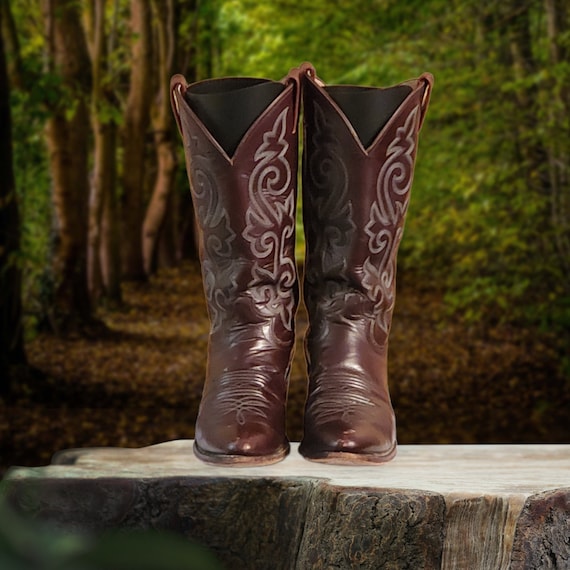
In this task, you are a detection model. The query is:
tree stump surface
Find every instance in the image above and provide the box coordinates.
[4,442,569,569]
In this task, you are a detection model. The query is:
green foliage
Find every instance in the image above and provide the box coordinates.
[10,87,53,337]
[6,0,56,335]
[95,96,123,126]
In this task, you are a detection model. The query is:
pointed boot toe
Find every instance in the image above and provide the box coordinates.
[300,417,397,465]
[194,425,290,466]
[299,371,397,465]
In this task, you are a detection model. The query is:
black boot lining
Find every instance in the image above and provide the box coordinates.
[325,84,412,148]
[185,78,285,157]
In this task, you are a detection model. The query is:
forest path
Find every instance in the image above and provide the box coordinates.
[2,261,568,475]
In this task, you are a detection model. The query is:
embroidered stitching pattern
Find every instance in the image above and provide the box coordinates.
[190,149,237,332]
[243,108,296,332]
[363,106,420,337]
[306,372,374,425]
[304,100,355,321]
[203,370,276,425]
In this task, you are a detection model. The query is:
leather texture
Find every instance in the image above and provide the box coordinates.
[170,71,300,465]
[300,67,433,464]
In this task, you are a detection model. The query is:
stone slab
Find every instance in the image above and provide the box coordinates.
[3,442,570,569]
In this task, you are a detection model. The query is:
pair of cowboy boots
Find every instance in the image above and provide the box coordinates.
[170,63,433,466]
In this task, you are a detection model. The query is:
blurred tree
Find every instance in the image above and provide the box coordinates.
[142,0,178,276]
[0,0,26,395]
[0,0,22,88]
[85,0,122,303]
[430,0,570,325]
[41,0,93,332]
[543,0,570,286]
[120,0,152,281]
[97,0,123,304]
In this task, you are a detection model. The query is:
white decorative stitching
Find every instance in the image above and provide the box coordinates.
[243,108,296,331]
[306,372,375,425]
[190,148,237,332]
[363,106,419,337]
[203,371,275,425]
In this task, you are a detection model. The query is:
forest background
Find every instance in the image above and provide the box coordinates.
[1,0,569,470]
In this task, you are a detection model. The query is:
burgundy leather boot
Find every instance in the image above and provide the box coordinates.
[299,65,433,464]
[170,70,300,465]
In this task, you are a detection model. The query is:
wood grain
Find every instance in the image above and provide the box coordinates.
[4,442,570,569]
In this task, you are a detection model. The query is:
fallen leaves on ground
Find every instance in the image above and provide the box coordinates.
[1,261,569,475]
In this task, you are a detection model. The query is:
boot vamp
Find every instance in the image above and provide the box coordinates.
[196,316,292,457]
[303,297,396,455]
[196,365,288,457]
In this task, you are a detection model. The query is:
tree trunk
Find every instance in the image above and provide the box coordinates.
[90,121,119,299]
[42,0,93,333]
[141,0,177,276]
[86,0,103,302]
[544,0,570,285]
[0,0,23,89]
[86,0,121,303]
[143,141,177,274]
[7,443,570,570]
[121,0,152,281]
[98,0,122,304]
[99,134,122,304]
[157,186,177,269]
[0,5,26,395]
[501,1,560,284]
[506,2,549,194]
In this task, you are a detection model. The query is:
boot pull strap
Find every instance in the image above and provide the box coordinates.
[300,62,325,86]
[283,62,316,134]
[418,72,434,131]
[170,74,187,137]
[281,63,312,134]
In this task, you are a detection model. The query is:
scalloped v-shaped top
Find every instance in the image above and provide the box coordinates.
[185,78,285,157]
[326,84,412,148]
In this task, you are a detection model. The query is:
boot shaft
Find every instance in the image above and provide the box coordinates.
[171,73,300,337]
[302,67,433,345]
